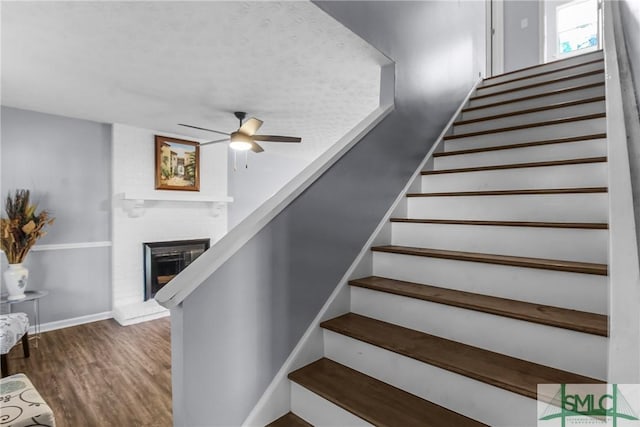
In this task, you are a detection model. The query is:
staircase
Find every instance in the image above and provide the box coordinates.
[266,50,609,427]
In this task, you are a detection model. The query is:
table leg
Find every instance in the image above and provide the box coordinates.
[34,298,40,348]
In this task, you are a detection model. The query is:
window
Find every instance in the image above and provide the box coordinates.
[556,0,599,57]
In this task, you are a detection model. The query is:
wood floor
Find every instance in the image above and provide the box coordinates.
[3,317,172,427]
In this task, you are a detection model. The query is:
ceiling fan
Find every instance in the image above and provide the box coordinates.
[179,111,302,153]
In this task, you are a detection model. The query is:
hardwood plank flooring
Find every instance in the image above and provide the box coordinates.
[420,156,606,175]
[481,50,602,83]
[320,314,602,400]
[478,58,603,89]
[433,133,607,157]
[350,276,608,336]
[453,96,605,125]
[469,69,604,101]
[289,358,486,427]
[389,218,608,229]
[443,113,606,140]
[460,82,605,113]
[371,245,608,275]
[266,412,313,427]
[406,187,608,197]
[3,317,172,427]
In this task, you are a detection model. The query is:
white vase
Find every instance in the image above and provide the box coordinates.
[3,263,28,300]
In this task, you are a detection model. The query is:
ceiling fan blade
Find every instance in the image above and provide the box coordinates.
[238,118,263,136]
[253,135,302,143]
[200,138,230,146]
[250,142,265,153]
[178,123,230,136]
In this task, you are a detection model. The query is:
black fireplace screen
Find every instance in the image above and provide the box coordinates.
[143,239,210,300]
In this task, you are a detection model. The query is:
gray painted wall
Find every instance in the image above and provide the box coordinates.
[1,106,111,323]
[504,0,541,72]
[173,1,486,425]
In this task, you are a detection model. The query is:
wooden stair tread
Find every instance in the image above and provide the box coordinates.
[433,133,606,157]
[443,113,606,140]
[266,412,313,427]
[320,313,602,400]
[462,82,605,113]
[421,156,606,175]
[406,187,607,197]
[389,218,608,229]
[288,358,486,427]
[470,69,604,101]
[454,96,605,126]
[349,276,608,336]
[479,58,604,89]
[482,50,602,82]
[371,245,608,275]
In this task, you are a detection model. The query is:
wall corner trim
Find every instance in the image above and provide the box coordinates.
[603,0,640,383]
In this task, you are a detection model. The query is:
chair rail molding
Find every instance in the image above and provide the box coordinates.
[2,241,112,252]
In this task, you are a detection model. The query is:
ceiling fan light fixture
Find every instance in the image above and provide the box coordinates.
[229,131,252,151]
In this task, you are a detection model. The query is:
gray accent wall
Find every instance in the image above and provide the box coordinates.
[1,106,111,323]
[173,1,486,425]
[503,0,540,72]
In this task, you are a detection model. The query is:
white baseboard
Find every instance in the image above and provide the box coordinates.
[30,311,113,334]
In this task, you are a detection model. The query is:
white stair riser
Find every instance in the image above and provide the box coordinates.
[390,223,608,264]
[434,139,607,169]
[453,101,605,134]
[290,382,372,427]
[445,117,606,151]
[407,193,608,222]
[477,61,604,95]
[483,51,603,85]
[372,252,608,314]
[349,287,608,379]
[323,331,537,427]
[468,73,604,108]
[421,162,607,193]
[461,86,605,121]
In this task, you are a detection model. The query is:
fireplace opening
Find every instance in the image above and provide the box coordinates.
[143,239,210,300]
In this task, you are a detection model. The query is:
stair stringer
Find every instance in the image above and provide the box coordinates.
[603,0,640,383]
[241,80,481,427]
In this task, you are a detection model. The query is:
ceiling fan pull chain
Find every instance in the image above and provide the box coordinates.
[233,150,237,172]
[245,150,249,169]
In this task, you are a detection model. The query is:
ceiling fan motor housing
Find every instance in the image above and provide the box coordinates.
[234,111,247,125]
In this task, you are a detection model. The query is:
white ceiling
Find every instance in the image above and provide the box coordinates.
[1,1,387,158]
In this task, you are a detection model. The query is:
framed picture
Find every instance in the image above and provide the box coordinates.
[155,135,200,191]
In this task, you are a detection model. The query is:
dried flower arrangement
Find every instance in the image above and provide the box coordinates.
[0,190,55,264]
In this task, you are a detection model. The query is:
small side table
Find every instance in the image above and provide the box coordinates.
[0,291,48,344]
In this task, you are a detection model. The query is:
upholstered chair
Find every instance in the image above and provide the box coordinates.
[0,313,30,377]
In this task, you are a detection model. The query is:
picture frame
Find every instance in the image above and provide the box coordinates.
[154,135,200,191]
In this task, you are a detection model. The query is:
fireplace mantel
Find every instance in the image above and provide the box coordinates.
[120,192,233,217]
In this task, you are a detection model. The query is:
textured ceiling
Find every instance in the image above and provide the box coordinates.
[1,1,387,158]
